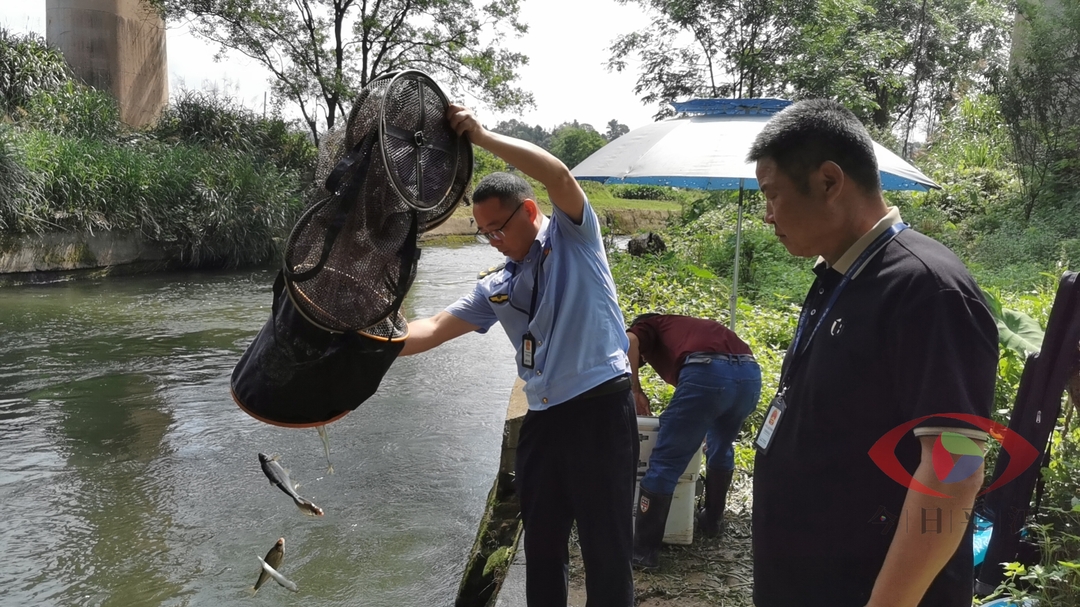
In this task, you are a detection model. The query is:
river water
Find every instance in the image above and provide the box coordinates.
[0,242,517,606]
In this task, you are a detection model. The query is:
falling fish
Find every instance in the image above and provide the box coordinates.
[258,453,324,516]
[257,554,299,592]
[316,425,334,475]
[251,538,285,595]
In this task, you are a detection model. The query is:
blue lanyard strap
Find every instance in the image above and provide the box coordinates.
[506,240,550,322]
[781,222,907,394]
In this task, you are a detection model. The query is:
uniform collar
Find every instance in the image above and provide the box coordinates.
[816,206,903,275]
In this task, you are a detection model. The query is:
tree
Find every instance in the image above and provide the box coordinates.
[491,118,552,149]
[550,123,607,168]
[156,0,534,143]
[608,0,1010,137]
[784,0,1010,139]
[1000,0,1080,220]
[608,0,807,120]
[605,119,629,141]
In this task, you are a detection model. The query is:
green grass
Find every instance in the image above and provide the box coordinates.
[453,177,683,217]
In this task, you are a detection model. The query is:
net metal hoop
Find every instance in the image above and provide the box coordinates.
[378,70,460,212]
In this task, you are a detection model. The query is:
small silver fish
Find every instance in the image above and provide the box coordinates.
[258,453,324,516]
[317,425,334,475]
[257,555,299,592]
[251,537,284,595]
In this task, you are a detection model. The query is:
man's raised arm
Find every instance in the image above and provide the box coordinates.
[447,104,586,223]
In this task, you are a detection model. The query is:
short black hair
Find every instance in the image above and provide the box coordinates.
[747,99,881,195]
[473,171,534,209]
[629,313,660,329]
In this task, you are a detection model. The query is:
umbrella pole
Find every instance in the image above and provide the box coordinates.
[730,182,745,329]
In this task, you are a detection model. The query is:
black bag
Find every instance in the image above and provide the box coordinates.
[230,271,407,427]
[975,271,1080,594]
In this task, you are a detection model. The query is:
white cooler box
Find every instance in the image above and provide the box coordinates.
[635,415,702,545]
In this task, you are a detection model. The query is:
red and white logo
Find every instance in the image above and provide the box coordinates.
[639,495,650,513]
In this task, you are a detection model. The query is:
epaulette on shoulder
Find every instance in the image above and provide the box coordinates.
[477,263,506,279]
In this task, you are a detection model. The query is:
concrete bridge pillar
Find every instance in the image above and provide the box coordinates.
[46,0,168,127]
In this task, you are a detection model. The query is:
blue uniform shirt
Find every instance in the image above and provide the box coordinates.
[445,198,630,410]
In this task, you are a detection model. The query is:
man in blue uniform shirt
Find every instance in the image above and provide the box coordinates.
[401,104,637,607]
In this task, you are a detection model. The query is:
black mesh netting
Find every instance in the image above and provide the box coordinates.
[230,71,472,427]
[283,70,472,334]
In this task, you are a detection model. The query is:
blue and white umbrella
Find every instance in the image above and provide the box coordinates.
[572,98,939,327]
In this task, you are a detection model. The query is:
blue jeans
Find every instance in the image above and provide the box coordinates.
[640,354,762,495]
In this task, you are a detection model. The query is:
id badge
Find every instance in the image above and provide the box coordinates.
[754,395,787,453]
[521,332,535,369]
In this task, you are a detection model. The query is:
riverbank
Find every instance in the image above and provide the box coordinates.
[0,206,676,277]
[480,381,756,607]
[567,476,755,607]
[421,207,675,241]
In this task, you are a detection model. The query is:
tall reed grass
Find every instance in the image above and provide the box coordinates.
[1,26,316,267]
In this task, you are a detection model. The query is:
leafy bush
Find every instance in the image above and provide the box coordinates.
[472,147,508,186]
[550,125,606,168]
[987,507,1080,606]
[609,184,683,201]
[916,94,1019,223]
[666,201,813,304]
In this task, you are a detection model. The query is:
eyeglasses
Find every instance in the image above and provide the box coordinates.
[475,203,523,244]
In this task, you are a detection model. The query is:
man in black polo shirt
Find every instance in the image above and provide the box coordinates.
[626,314,761,569]
[747,100,999,607]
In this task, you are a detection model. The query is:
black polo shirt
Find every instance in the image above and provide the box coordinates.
[752,225,999,607]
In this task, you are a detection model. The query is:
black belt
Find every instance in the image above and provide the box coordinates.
[568,375,631,402]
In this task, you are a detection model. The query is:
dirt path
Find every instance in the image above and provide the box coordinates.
[567,475,756,607]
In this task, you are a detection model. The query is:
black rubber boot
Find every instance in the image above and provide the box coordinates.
[697,467,735,538]
[632,487,673,570]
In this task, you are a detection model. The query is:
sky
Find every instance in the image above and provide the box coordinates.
[1,1,659,132]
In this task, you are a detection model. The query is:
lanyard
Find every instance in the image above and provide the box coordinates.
[506,241,549,322]
[779,223,907,394]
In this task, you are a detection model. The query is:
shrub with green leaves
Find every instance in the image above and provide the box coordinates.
[987,507,1080,606]
[609,246,798,474]
[609,184,682,202]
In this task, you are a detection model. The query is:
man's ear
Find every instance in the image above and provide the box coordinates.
[523,198,539,221]
[818,161,846,204]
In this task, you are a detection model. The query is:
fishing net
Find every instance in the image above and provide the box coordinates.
[285,70,471,333]
[231,70,472,427]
